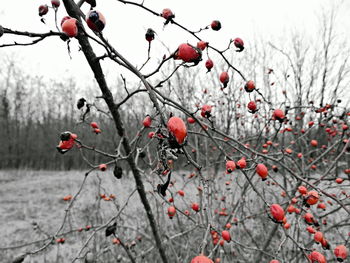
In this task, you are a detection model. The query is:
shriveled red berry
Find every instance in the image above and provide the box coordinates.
[201,105,212,118]
[161,8,175,21]
[51,0,60,8]
[145,28,155,42]
[56,131,76,154]
[39,5,49,16]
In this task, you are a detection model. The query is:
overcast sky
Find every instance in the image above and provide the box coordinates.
[0,0,349,84]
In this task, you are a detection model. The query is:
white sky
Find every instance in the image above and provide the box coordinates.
[0,0,349,84]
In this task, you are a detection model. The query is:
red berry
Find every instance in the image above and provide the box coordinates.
[62,18,78,38]
[86,10,106,32]
[317,202,326,210]
[167,116,187,146]
[175,43,202,63]
[270,204,285,222]
[191,202,200,212]
[205,59,214,72]
[190,255,213,263]
[308,251,326,263]
[334,245,348,261]
[187,117,196,124]
[61,16,71,26]
[197,41,208,51]
[99,164,107,171]
[226,160,236,174]
[167,206,176,218]
[177,190,185,197]
[310,140,318,147]
[143,115,152,128]
[287,205,295,213]
[219,72,229,85]
[221,230,231,242]
[305,190,319,206]
[247,101,257,113]
[233,37,244,52]
[298,185,307,195]
[94,128,101,134]
[304,212,315,225]
[211,20,221,31]
[244,80,255,92]
[236,157,247,169]
[283,223,290,229]
[90,122,99,129]
[314,231,323,243]
[335,178,344,184]
[256,163,268,180]
[306,226,316,234]
[273,109,285,122]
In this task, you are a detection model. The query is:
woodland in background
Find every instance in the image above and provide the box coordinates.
[0,13,349,170]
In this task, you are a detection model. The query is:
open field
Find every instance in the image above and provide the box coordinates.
[0,170,212,262]
[1,169,349,263]
[0,170,148,262]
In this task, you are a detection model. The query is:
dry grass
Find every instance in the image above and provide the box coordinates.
[0,170,148,262]
[0,170,204,262]
[1,169,349,263]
